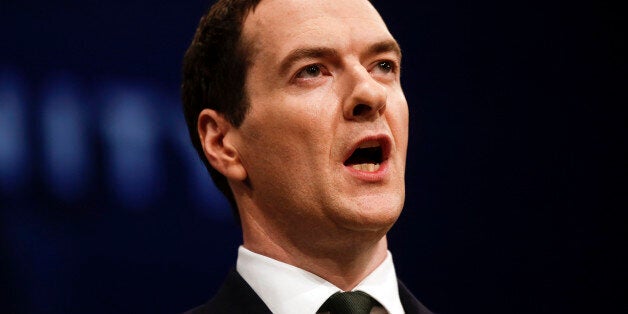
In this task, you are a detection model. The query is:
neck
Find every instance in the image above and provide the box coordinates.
[240,208,390,291]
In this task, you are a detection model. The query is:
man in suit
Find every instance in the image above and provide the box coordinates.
[181,0,433,313]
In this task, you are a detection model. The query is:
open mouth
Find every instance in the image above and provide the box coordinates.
[343,140,385,172]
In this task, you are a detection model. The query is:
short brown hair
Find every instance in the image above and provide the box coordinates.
[181,0,263,221]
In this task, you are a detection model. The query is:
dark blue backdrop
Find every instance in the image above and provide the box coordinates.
[1,0,625,313]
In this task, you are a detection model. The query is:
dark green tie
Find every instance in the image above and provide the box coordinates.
[317,291,379,314]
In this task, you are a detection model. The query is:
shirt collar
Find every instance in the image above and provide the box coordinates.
[236,245,404,314]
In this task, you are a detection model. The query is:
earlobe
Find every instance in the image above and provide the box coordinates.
[198,109,247,181]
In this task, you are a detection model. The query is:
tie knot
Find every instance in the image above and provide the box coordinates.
[318,291,378,314]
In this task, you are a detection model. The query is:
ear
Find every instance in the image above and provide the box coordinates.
[197,109,247,181]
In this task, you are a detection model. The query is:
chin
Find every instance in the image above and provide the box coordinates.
[335,193,404,233]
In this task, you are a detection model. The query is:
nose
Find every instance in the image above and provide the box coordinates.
[342,66,387,121]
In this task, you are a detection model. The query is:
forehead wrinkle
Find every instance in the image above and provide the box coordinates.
[242,0,398,78]
[277,38,401,77]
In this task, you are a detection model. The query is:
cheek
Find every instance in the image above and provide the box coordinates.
[238,82,339,181]
[240,104,332,173]
[388,98,409,148]
[271,91,336,152]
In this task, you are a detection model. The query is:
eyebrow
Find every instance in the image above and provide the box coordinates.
[278,39,402,76]
[367,39,402,61]
[279,47,339,76]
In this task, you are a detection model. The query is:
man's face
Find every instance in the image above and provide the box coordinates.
[234,0,408,235]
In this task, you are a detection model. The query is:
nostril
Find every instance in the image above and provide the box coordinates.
[352,104,371,117]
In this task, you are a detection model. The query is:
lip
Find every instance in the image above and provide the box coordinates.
[342,134,392,182]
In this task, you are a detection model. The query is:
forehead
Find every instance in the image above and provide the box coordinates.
[242,0,394,59]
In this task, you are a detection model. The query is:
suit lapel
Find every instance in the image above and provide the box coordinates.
[184,268,272,314]
[398,279,435,314]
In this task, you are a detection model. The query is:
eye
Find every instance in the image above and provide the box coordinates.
[296,64,323,78]
[372,60,395,75]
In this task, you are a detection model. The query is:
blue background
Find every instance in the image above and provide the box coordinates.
[1,0,625,313]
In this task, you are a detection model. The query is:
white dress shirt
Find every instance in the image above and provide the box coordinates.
[236,246,405,314]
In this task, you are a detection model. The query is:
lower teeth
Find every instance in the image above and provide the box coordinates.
[351,163,380,172]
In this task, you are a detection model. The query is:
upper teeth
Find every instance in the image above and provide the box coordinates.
[358,140,380,149]
[352,163,381,172]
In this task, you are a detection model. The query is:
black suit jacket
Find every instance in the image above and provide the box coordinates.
[184,269,433,314]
